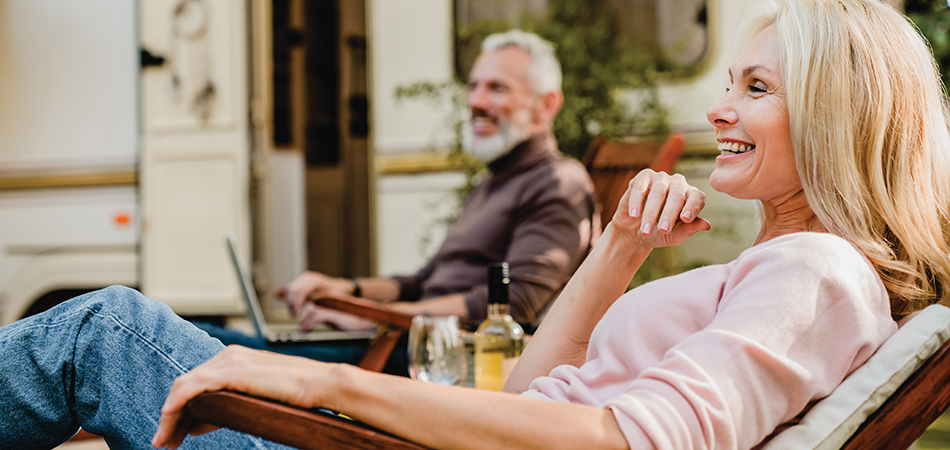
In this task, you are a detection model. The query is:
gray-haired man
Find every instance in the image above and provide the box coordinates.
[203,30,598,373]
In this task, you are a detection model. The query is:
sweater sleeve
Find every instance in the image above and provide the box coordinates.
[391,258,437,302]
[463,162,596,324]
[608,235,895,449]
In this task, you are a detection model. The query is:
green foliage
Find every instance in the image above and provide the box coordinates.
[906,0,950,89]
[513,0,699,160]
[453,0,701,160]
[398,0,702,170]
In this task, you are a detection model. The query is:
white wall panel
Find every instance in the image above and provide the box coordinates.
[0,0,137,173]
[369,0,455,153]
[139,0,251,314]
[375,172,465,276]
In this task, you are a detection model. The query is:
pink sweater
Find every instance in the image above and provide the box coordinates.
[522,232,897,450]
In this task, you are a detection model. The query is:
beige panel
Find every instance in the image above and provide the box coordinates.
[140,0,246,132]
[140,0,251,314]
[140,141,249,313]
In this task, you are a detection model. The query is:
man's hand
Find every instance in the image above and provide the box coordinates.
[297,302,378,332]
[283,271,354,315]
[152,346,340,449]
[611,169,710,249]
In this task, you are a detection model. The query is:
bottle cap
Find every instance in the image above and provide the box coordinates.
[488,262,510,305]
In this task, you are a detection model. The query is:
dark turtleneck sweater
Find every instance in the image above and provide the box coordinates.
[392,132,597,325]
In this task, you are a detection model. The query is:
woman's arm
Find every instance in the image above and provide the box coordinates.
[504,170,709,393]
[152,346,629,450]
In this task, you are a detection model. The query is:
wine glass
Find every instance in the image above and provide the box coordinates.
[408,315,468,385]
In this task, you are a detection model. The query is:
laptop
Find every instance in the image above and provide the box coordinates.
[226,234,375,343]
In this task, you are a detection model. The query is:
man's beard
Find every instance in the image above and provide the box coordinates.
[463,114,532,163]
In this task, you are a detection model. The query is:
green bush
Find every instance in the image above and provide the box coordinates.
[906,0,950,90]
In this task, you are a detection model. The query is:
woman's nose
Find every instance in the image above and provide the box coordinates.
[706,94,738,127]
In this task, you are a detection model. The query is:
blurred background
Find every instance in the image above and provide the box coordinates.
[1,0,949,448]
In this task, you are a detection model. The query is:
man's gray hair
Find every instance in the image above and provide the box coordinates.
[481,30,562,95]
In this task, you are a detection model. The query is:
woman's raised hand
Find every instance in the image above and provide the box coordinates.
[612,169,710,249]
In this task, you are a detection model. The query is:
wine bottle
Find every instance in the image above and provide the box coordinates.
[474,262,524,391]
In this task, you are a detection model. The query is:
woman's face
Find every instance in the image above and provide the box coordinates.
[706,24,802,205]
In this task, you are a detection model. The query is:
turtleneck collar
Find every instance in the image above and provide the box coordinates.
[486,131,560,176]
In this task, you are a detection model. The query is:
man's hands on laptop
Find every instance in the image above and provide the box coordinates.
[280,270,433,332]
[296,301,378,332]
[283,271,356,315]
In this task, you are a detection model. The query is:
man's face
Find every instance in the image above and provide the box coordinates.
[465,47,540,162]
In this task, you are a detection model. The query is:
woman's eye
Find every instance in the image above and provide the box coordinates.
[749,82,769,93]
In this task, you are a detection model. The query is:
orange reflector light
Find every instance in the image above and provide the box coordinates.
[114,212,131,226]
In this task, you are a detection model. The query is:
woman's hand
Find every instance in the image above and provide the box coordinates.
[612,169,710,249]
[283,271,355,315]
[152,346,339,449]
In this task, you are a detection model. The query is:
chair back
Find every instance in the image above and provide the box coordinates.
[582,133,686,230]
[760,304,950,450]
[840,310,950,449]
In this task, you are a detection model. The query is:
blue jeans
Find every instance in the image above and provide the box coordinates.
[0,285,292,450]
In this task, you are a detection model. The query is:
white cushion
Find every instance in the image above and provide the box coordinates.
[761,304,950,450]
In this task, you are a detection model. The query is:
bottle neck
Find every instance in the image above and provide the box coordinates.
[487,302,511,319]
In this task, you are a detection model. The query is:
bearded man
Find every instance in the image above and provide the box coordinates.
[198,30,597,374]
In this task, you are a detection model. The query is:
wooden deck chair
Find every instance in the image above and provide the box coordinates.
[186,305,950,450]
[582,133,686,231]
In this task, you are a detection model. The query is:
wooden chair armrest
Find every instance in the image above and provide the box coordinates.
[312,295,415,330]
[187,390,428,450]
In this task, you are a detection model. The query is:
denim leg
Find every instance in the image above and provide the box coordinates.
[0,285,293,450]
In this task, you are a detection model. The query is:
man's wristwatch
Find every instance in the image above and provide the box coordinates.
[349,276,362,297]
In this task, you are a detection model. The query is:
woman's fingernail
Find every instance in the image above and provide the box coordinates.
[630,208,639,218]
[640,222,652,235]
[682,210,693,221]
[659,221,671,232]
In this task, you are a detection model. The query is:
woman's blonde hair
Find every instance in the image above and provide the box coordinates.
[737,0,950,317]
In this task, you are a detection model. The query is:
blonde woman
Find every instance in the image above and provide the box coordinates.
[3,1,949,449]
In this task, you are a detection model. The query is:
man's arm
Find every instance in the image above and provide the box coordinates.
[298,294,468,332]
[283,271,401,314]
[389,294,468,317]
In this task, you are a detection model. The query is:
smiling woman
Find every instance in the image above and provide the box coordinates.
[2,1,950,450]
[706,24,806,244]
